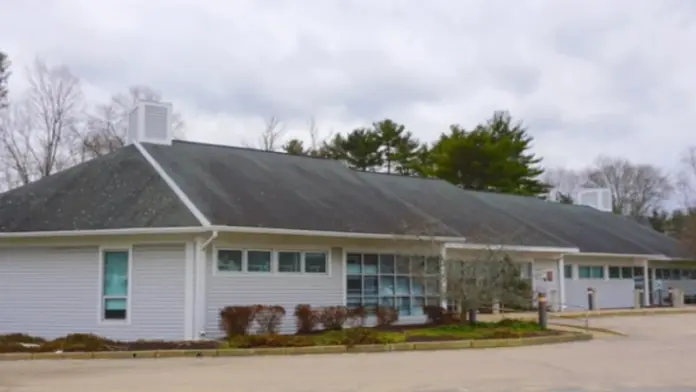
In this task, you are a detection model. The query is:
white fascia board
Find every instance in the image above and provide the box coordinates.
[444,242,580,254]
[0,226,209,238]
[570,252,670,260]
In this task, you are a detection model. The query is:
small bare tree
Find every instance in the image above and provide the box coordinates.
[258,115,286,151]
[81,85,185,159]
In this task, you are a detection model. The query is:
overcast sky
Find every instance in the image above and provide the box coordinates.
[1,0,695,173]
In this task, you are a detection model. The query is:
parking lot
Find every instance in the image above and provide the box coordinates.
[1,314,696,392]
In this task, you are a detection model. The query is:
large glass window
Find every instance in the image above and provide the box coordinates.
[102,250,129,321]
[346,252,440,316]
[578,265,604,279]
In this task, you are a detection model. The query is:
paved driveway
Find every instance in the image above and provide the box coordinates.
[1,315,696,392]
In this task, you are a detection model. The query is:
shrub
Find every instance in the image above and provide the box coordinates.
[423,305,447,324]
[318,306,349,330]
[375,306,399,327]
[219,305,260,338]
[294,304,321,334]
[255,305,286,334]
[0,333,46,344]
[347,306,367,327]
[41,333,115,352]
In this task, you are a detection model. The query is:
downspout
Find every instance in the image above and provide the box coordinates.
[194,230,218,340]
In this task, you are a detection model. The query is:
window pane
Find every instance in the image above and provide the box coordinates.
[347,276,362,295]
[412,297,425,315]
[634,267,644,277]
[396,276,410,295]
[655,268,663,279]
[426,256,440,275]
[363,276,378,295]
[248,251,271,272]
[621,267,633,279]
[364,297,378,314]
[671,269,681,280]
[379,296,395,307]
[410,256,425,276]
[104,298,127,320]
[578,266,591,279]
[217,249,242,272]
[379,254,395,274]
[608,266,620,279]
[103,251,128,296]
[591,266,604,279]
[564,264,573,279]
[379,276,395,296]
[305,252,327,273]
[278,251,301,273]
[426,296,440,306]
[347,296,361,309]
[682,269,691,279]
[395,255,410,274]
[397,297,411,316]
[347,253,362,274]
[411,278,424,295]
[425,278,440,295]
[363,254,378,274]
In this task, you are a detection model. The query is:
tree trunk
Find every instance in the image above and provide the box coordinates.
[467,308,477,325]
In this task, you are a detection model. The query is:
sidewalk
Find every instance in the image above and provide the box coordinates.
[477,305,696,322]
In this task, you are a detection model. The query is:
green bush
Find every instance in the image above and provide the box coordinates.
[40,333,115,352]
[0,333,46,344]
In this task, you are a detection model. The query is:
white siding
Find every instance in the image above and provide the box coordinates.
[533,259,561,310]
[205,247,344,336]
[563,260,636,309]
[0,244,186,341]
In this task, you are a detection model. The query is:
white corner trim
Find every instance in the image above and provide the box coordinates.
[183,241,195,340]
[134,142,211,227]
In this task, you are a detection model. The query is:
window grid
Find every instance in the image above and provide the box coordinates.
[101,249,130,321]
[216,248,328,274]
[346,253,441,316]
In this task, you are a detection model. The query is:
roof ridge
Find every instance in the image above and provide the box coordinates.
[135,142,210,227]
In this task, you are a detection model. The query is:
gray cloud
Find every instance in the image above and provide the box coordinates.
[1,0,695,175]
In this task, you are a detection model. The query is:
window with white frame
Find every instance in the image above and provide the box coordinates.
[216,249,328,274]
[578,265,604,279]
[102,250,129,321]
[346,253,441,317]
[564,264,573,279]
[608,266,636,279]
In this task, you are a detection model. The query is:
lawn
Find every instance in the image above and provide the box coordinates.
[0,319,558,353]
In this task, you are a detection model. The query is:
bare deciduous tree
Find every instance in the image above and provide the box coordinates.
[258,115,286,151]
[584,155,673,217]
[0,58,84,188]
[678,146,696,209]
[81,85,185,159]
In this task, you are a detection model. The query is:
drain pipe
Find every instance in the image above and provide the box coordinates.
[194,230,218,340]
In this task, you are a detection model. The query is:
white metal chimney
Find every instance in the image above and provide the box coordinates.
[127,101,173,145]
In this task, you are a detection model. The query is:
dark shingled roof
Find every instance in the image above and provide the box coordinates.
[0,140,689,258]
[0,145,200,232]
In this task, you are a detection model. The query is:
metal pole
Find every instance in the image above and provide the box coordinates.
[587,288,595,310]
[537,292,548,329]
[668,287,674,307]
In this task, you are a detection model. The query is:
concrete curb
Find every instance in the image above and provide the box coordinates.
[550,323,628,337]
[552,308,696,319]
[0,332,592,361]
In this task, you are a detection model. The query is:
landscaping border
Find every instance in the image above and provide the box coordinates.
[0,332,592,361]
[552,308,696,319]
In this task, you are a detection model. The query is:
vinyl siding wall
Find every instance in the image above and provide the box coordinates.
[563,259,636,309]
[0,244,187,341]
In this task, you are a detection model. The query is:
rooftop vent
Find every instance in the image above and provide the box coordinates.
[127,101,173,145]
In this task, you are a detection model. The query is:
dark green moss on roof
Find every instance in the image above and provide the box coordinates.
[0,145,200,232]
[0,140,689,258]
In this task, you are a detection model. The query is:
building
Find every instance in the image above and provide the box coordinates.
[0,102,693,341]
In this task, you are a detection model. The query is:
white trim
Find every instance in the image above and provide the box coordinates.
[444,243,580,253]
[193,237,207,339]
[98,246,133,326]
[133,142,211,227]
[0,227,207,238]
[341,247,347,306]
[570,252,669,260]
[558,256,565,311]
[183,241,195,340]
[642,259,650,306]
[440,244,447,308]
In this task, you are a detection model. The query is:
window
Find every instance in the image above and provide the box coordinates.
[564,264,573,279]
[304,252,327,273]
[217,249,243,272]
[608,266,621,279]
[621,267,633,279]
[346,252,440,316]
[278,251,301,273]
[247,250,272,272]
[578,265,604,279]
[102,250,129,321]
